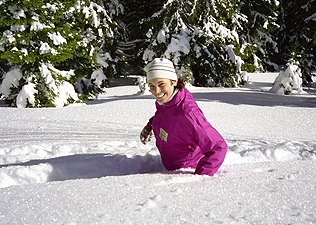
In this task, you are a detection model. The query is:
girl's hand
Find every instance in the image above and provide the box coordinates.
[140,125,153,144]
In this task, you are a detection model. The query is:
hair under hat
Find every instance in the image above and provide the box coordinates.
[145,58,178,81]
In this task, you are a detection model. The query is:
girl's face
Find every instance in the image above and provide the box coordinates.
[148,78,177,103]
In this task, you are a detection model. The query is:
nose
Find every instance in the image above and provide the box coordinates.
[150,85,160,94]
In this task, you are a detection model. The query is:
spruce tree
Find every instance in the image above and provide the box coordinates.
[114,0,165,75]
[277,0,316,83]
[0,0,120,107]
[237,0,280,72]
[142,0,241,87]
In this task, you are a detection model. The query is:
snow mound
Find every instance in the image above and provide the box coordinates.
[0,140,165,188]
[270,60,303,94]
[0,152,164,189]
[1,138,315,188]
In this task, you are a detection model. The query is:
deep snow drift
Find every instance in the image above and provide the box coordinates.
[0,73,316,224]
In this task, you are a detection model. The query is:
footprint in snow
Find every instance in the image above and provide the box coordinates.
[154,174,201,186]
[277,172,299,180]
[138,194,162,210]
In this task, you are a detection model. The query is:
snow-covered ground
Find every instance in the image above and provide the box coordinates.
[1,73,316,224]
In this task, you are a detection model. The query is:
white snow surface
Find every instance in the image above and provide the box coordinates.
[1,73,316,224]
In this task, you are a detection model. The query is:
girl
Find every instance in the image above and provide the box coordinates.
[140,58,227,176]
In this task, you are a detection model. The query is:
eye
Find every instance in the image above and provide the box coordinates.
[158,83,165,87]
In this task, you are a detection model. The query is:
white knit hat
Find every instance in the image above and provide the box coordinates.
[145,58,177,81]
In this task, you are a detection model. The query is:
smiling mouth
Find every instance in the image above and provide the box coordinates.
[156,93,165,98]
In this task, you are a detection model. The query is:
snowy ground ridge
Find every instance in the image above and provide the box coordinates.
[1,138,315,189]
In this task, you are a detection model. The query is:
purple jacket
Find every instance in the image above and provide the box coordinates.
[148,88,227,176]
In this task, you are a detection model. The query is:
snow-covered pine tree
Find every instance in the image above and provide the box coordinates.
[270,58,303,95]
[142,0,194,65]
[188,0,240,87]
[236,0,280,72]
[0,0,121,107]
[95,0,124,78]
[143,0,260,86]
[277,0,316,84]
[113,0,165,75]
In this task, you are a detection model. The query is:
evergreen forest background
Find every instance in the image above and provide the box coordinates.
[0,0,315,107]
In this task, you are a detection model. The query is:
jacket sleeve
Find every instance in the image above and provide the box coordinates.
[147,116,154,130]
[191,110,227,176]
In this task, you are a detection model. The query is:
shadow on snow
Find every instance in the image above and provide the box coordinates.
[88,89,316,108]
[0,153,167,182]
[192,90,316,108]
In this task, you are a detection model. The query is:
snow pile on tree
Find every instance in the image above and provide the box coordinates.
[270,59,303,95]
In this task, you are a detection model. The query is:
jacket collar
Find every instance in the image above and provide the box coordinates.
[156,88,179,106]
[155,88,187,109]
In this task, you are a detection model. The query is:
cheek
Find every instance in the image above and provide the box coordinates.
[166,86,174,94]
[160,87,169,94]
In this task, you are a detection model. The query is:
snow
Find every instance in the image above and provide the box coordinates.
[226,45,243,73]
[30,21,51,32]
[39,41,57,55]
[48,32,67,45]
[270,60,303,94]
[53,82,79,107]
[157,28,167,43]
[1,73,316,224]
[305,12,316,22]
[91,69,107,87]
[8,5,26,19]
[165,29,191,65]
[16,82,37,108]
[0,67,22,97]
[43,3,59,13]
[2,30,15,44]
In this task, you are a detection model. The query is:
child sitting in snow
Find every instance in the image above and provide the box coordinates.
[140,58,227,176]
